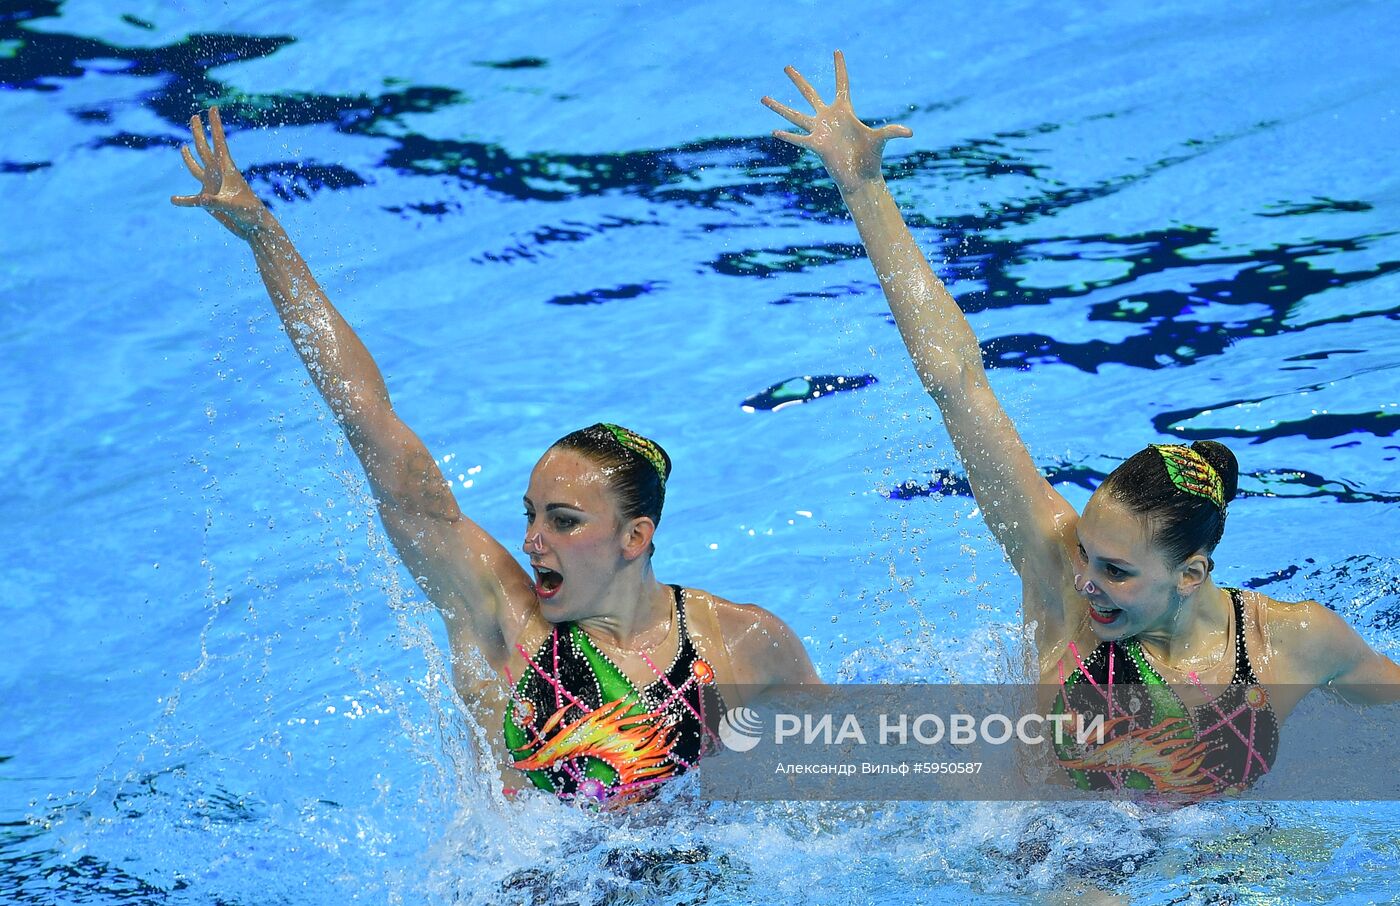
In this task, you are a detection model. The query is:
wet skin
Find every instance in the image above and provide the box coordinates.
[1075,493,1188,640]
[522,448,661,632]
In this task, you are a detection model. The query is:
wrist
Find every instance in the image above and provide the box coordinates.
[834,175,892,217]
[834,171,887,195]
[242,206,281,245]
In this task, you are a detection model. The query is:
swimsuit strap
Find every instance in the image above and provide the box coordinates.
[1116,589,1249,688]
[670,584,693,653]
[1226,588,1259,686]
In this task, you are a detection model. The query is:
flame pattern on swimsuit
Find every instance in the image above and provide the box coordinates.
[1051,589,1279,800]
[503,585,725,806]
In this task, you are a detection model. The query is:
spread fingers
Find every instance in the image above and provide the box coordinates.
[761,96,813,130]
[181,145,206,180]
[189,114,215,167]
[875,124,914,141]
[783,65,823,108]
[208,105,228,150]
[771,129,813,149]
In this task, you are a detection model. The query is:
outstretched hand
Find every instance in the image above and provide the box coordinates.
[170,106,269,239]
[761,49,912,187]
[762,50,912,187]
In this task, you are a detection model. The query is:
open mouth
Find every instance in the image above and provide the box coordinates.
[532,565,563,599]
[1088,606,1122,625]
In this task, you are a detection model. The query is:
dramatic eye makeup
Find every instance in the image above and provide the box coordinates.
[1078,541,1132,578]
[524,497,585,531]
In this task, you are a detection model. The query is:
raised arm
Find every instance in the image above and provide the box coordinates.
[762,54,1079,612]
[171,107,533,666]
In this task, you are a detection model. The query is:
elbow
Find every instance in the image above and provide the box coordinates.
[920,375,954,405]
[918,361,981,406]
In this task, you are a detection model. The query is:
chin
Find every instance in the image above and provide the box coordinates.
[1086,613,1133,640]
[535,593,569,620]
[540,593,595,625]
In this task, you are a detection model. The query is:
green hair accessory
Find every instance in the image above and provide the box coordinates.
[601,424,667,487]
[1151,444,1225,510]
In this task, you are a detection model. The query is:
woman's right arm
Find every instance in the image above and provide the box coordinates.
[763,55,1081,629]
[172,107,534,666]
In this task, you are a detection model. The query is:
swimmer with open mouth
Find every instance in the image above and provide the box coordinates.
[173,106,822,807]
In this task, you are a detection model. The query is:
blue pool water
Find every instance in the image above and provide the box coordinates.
[3,0,1399,901]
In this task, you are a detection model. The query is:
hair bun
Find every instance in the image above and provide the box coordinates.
[1191,440,1239,503]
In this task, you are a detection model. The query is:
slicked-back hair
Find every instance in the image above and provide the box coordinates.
[1100,440,1240,566]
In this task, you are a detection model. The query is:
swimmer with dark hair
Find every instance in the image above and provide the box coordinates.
[764,53,1400,798]
[172,108,819,807]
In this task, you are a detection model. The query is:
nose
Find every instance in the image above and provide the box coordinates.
[1074,574,1100,597]
[522,529,544,555]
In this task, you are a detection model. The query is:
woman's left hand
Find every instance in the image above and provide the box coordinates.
[761,50,912,187]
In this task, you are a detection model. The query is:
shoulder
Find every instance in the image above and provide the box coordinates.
[683,588,820,687]
[707,593,806,657]
[1254,590,1343,644]
[704,591,787,634]
[1245,589,1366,684]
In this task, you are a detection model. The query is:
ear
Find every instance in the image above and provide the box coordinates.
[1176,551,1211,596]
[619,516,656,561]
